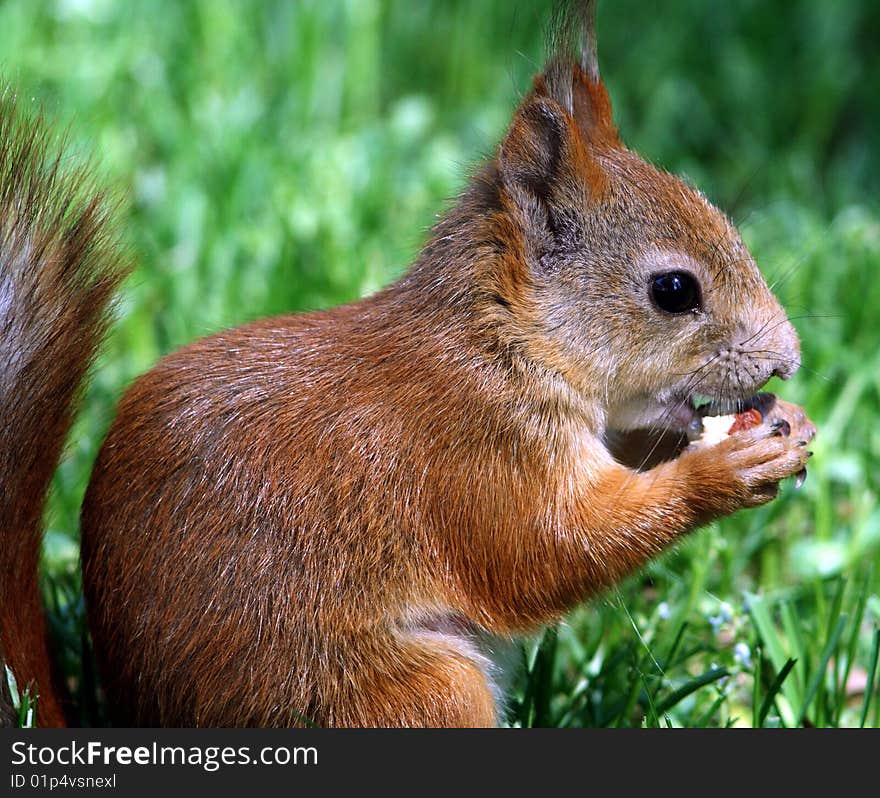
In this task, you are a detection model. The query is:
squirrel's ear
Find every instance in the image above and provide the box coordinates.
[497,97,568,203]
[497,2,616,211]
[541,0,618,147]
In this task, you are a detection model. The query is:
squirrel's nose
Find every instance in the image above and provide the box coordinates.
[769,319,801,380]
[773,362,796,380]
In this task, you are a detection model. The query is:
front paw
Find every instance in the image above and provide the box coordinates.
[761,397,817,446]
[682,422,812,518]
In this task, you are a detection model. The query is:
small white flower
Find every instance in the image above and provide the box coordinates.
[734,642,752,668]
[657,602,670,620]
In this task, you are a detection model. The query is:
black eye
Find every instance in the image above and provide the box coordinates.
[650,271,701,314]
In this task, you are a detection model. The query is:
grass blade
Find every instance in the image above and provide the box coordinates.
[798,614,847,726]
[836,567,872,725]
[523,624,559,728]
[5,664,21,714]
[780,600,808,697]
[758,657,798,728]
[752,645,763,728]
[640,672,661,728]
[860,626,880,729]
[747,592,800,723]
[695,689,728,728]
[661,620,689,670]
[655,666,729,716]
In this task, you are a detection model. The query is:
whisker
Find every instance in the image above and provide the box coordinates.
[768,252,811,293]
[738,308,789,349]
[782,313,842,322]
[669,352,722,380]
[741,350,832,382]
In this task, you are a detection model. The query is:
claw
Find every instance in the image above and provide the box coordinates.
[794,468,807,489]
[771,419,791,437]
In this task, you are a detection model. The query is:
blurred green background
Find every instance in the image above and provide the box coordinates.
[2,0,878,726]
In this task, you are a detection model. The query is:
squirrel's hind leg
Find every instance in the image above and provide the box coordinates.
[323,631,498,728]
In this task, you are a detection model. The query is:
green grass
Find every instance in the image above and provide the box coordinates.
[1,0,878,727]
[4,666,38,729]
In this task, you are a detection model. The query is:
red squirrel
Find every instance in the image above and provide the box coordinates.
[0,2,815,727]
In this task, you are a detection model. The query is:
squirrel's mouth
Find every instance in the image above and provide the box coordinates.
[606,392,702,435]
[604,391,775,471]
[663,394,700,430]
[609,388,768,435]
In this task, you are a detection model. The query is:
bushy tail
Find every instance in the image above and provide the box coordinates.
[0,88,129,727]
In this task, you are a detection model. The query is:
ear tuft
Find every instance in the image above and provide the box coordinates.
[547,0,600,89]
[542,0,617,145]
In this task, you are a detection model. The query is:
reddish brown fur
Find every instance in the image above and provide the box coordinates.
[0,89,129,726]
[3,3,811,728]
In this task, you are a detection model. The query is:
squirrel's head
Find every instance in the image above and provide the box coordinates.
[490,0,800,434]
